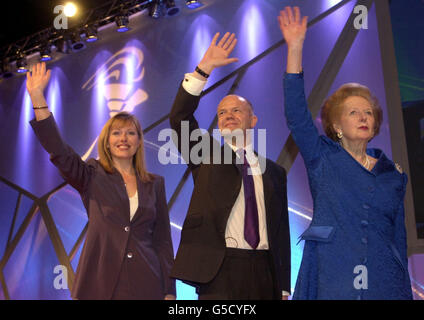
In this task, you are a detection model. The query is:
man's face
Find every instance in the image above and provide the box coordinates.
[217,95,257,133]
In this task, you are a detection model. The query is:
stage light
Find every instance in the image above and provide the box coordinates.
[15,52,29,73]
[84,25,98,42]
[64,2,77,17]
[186,0,203,9]
[70,32,86,52]
[39,44,52,61]
[149,0,162,19]
[115,15,130,32]
[164,0,179,16]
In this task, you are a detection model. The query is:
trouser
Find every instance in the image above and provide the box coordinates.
[197,248,279,300]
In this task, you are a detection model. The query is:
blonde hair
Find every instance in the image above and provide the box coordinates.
[320,83,383,142]
[98,112,153,182]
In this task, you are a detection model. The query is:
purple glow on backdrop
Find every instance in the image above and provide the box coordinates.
[48,186,88,254]
[321,0,345,11]
[14,82,33,187]
[46,68,61,117]
[189,15,214,70]
[3,212,71,300]
[89,51,111,150]
[238,0,268,60]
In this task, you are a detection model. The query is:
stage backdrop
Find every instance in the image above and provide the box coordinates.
[0,0,423,299]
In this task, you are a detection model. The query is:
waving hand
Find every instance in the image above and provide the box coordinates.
[197,32,238,77]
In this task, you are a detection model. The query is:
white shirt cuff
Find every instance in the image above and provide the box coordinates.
[182,73,207,96]
[282,290,290,297]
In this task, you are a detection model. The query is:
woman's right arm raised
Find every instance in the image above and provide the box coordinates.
[27,62,93,194]
[27,62,51,121]
[279,7,323,165]
[278,6,307,73]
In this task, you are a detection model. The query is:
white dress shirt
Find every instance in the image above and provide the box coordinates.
[225,143,269,250]
[129,191,138,221]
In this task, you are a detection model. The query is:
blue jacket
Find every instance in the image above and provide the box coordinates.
[284,73,412,300]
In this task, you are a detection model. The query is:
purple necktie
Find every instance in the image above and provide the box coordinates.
[237,149,259,249]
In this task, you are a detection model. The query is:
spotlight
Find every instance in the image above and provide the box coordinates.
[186,0,203,9]
[164,0,179,16]
[149,0,162,19]
[84,25,98,42]
[64,2,77,17]
[70,32,86,52]
[115,15,130,32]
[39,43,52,61]
[15,51,29,73]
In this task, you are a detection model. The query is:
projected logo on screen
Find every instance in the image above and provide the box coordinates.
[81,46,148,160]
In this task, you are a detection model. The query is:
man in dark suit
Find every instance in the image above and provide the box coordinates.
[169,32,291,300]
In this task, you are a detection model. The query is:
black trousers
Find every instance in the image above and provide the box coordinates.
[197,248,280,300]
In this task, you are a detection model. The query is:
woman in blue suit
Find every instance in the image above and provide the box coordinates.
[279,6,412,299]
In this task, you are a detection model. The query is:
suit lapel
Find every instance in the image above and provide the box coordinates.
[131,175,154,224]
[207,145,242,233]
[261,159,279,240]
[109,170,131,223]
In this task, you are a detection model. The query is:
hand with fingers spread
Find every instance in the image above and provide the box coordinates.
[278,6,308,49]
[26,62,51,97]
[26,62,51,120]
[278,6,308,74]
[196,32,238,78]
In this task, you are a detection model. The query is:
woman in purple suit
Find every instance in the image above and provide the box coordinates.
[26,62,175,300]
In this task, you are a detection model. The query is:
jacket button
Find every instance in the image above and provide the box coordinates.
[127,252,133,259]
[361,220,369,227]
[361,237,368,244]
[124,226,130,232]
[362,204,370,210]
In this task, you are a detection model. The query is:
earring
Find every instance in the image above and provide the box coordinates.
[337,131,343,139]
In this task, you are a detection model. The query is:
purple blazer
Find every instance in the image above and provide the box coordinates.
[30,114,176,299]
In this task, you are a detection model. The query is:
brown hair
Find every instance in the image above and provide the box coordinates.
[320,83,383,142]
[98,112,153,182]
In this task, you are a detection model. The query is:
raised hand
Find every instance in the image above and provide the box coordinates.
[278,6,308,49]
[26,62,51,120]
[26,62,51,97]
[279,7,308,74]
[197,32,238,76]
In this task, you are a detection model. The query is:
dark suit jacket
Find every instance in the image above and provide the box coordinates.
[169,84,291,296]
[30,115,176,300]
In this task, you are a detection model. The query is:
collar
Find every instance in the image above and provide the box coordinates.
[226,142,266,175]
[228,142,254,156]
[366,148,400,176]
[323,135,399,176]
